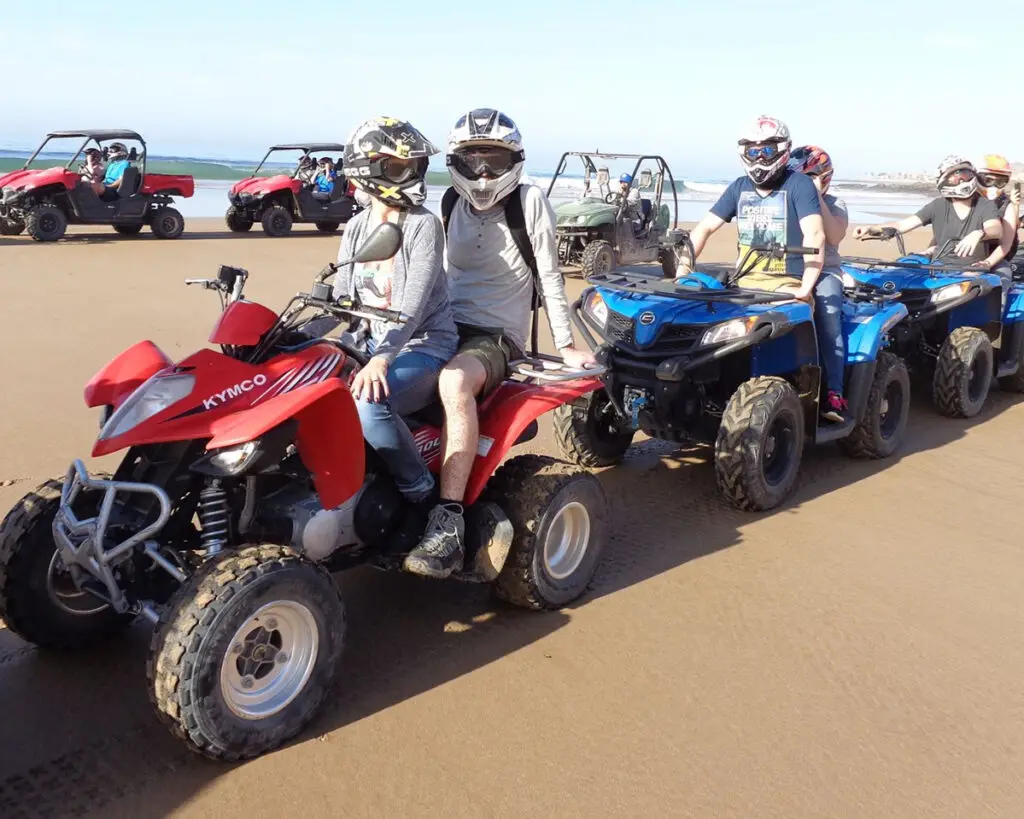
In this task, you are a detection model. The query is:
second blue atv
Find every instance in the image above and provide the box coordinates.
[847,228,1024,417]
[554,242,911,511]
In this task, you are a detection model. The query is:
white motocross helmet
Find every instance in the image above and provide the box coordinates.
[446,109,526,210]
[936,155,978,199]
[737,115,792,186]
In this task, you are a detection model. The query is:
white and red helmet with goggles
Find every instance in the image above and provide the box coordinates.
[935,155,978,200]
[737,115,792,186]
[446,108,526,210]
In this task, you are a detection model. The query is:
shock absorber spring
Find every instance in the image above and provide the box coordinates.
[198,480,230,555]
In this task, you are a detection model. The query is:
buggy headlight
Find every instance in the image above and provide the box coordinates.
[98,373,195,440]
[701,317,758,346]
[582,290,608,327]
[930,282,971,304]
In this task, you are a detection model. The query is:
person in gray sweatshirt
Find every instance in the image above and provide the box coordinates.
[402,108,597,580]
[332,116,458,504]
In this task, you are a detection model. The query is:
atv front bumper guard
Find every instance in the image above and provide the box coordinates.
[52,459,183,623]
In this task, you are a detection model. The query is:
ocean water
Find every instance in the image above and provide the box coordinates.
[181,177,927,224]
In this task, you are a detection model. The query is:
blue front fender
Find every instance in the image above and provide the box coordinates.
[844,302,908,363]
[1004,283,1024,324]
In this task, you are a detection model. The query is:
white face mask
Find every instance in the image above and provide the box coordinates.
[981,186,1001,201]
[353,188,372,208]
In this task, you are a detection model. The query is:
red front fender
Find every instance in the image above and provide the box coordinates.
[83,340,173,409]
[463,377,603,505]
[207,379,364,510]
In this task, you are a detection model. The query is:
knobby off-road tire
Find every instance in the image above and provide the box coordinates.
[553,390,634,467]
[933,326,993,418]
[998,327,1024,393]
[113,223,143,236]
[150,206,185,239]
[838,351,911,459]
[715,376,805,511]
[0,215,25,235]
[225,205,254,233]
[315,220,340,233]
[484,454,608,610]
[25,203,67,242]
[580,239,615,278]
[148,544,345,761]
[659,247,678,279]
[0,477,132,648]
[261,205,293,237]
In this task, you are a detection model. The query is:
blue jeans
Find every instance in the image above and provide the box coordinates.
[355,349,445,501]
[815,271,846,394]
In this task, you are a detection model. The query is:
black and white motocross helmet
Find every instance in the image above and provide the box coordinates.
[446,109,526,210]
[342,117,438,208]
[936,155,978,199]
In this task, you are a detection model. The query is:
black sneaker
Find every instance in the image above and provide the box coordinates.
[403,503,465,579]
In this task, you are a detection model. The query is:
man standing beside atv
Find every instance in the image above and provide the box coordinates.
[401,108,596,580]
[680,116,842,421]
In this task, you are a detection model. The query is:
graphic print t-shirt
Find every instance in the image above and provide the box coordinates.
[710,170,821,276]
[354,259,394,310]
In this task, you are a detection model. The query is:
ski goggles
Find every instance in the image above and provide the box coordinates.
[740,142,782,161]
[941,169,976,186]
[448,146,524,180]
[978,173,1010,189]
[378,156,427,184]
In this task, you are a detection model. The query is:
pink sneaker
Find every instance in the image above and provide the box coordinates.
[823,391,847,423]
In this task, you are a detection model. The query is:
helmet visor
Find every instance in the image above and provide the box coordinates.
[979,172,1010,189]
[450,146,520,180]
[740,142,782,162]
[380,156,428,184]
[942,168,976,187]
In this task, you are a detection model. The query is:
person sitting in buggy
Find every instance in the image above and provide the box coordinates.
[618,172,650,236]
[90,141,130,201]
[79,147,105,186]
[312,156,337,201]
[295,154,317,184]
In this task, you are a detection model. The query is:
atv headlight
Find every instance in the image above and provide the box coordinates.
[930,282,971,304]
[582,290,608,327]
[208,441,259,473]
[701,317,758,346]
[98,373,195,440]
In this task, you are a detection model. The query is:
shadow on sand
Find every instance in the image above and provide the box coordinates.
[0,387,1020,818]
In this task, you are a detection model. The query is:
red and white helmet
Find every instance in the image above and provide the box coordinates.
[936,155,978,199]
[737,115,792,186]
[446,108,525,210]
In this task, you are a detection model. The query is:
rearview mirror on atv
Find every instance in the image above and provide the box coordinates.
[350,222,403,265]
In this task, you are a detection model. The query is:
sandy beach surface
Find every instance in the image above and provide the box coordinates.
[2,220,1023,819]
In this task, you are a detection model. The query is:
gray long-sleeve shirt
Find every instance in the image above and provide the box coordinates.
[333,207,458,364]
[445,183,575,352]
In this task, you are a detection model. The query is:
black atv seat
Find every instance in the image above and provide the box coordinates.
[406,399,446,428]
[119,166,141,198]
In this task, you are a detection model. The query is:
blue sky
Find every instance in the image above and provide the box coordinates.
[1,0,1021,179]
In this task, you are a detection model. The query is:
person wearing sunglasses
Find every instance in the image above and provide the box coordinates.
[973,154,1020,282]
[787,145,850,422]
[332,116,459,518]
[681,117,834,413]
[853,156,1003,266]
[401,107,596,580]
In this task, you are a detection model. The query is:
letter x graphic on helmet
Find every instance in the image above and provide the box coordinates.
[342,116,438,208]
[446,108,526,210]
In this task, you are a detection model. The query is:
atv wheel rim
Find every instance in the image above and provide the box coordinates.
[543,501,592,581]
[763,414,796,487]
[220,600,319,721]
[967,352,988,403]
[596,249,613,274]
[880,380,903,439]
[46,551,108,616]
[159,215,178,234]
[39,214,57,233]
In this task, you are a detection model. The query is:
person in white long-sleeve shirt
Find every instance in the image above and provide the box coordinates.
[402,108,597,580]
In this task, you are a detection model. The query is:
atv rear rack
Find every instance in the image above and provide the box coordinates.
[585,270,796,304]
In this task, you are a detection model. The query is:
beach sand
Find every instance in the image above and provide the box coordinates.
[2,220,1023,819]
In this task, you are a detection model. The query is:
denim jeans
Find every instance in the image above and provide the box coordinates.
[355,348,446,501]
[815,271,846,394]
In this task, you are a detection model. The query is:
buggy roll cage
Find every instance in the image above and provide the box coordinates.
[22,129,148,177]
[547,151,679,226]
[251,143,348,179]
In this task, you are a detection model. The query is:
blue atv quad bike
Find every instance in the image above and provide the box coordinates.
[553,242,911,511]
[847,228,1024,417]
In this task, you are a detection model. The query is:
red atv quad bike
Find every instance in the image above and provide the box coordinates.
[0,130,194,242]
[226,143,362,237]
[0,223,610,761]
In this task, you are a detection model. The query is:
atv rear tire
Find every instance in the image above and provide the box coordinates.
[0,215,25,235]
[580,239,615,278]
[315,220,340,233]
[933,326,993,418]
[150,206,185,239]
[715,376,805,511]
[113,224,143,236]
[553,390,634,467]
[485,454,607,610]
[225,206,254,233]
[148,544,345,761]
[0,477,133,649]
[659,248,677,279]
[25,204,67,242]
[262,206,293,237]
[997,327,1024,393]
[838,351,910,459]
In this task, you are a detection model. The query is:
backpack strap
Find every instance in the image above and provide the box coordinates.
[440,186,459,235]
[503,184,543,355]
